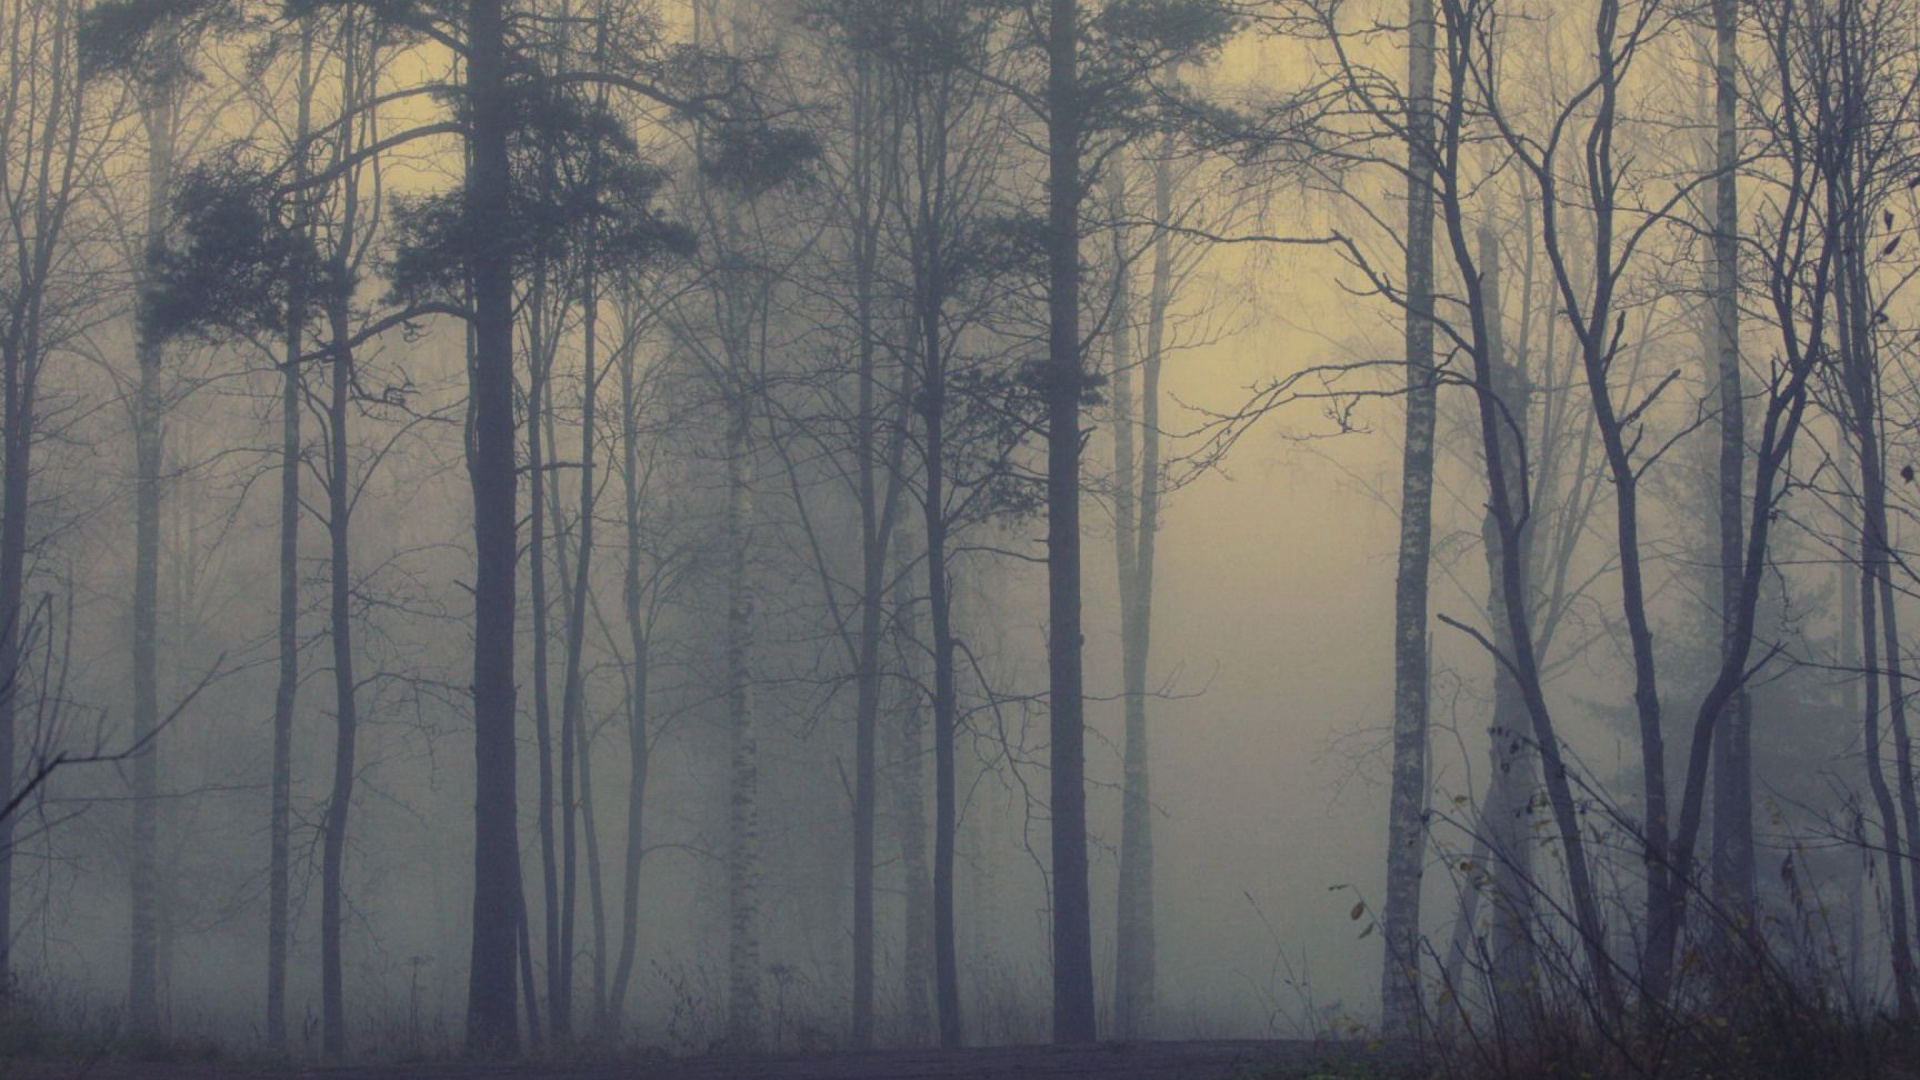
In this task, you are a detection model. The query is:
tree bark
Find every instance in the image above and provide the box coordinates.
[1707,0,1754,928]
[1380,0,1437,1037]
[465,0,525,1048]
[320,250,360,1065]
[608,309,651,1027]
[266,19,314,1054]
[889,528,933,1046]
[1045,0,1095,1044]
[560,269,602,1022]
[1109,150,1163,1040]
[723,400,761,1051]
[555,268,600,1037]
[1474,225,1537,1025]
[0,0,88,1008]
[526,259,563,1045]
[129,64,176,1039]
[848,46,891,1044]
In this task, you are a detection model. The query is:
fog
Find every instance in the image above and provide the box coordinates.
[0,0,1912,1071]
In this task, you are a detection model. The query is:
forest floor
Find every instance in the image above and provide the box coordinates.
[0,1040,1407,1080]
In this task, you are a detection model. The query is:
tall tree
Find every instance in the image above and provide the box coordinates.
[1707,0,1754,927]
[1044,0,1096,1043]
[0,0,105,999]
[1106,144,1172,1039]
[266,19,315,1055]
[128,20,180,1037]
[464,0,524,1044]
[1380,0,1437,1036]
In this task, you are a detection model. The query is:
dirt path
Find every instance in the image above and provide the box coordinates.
[3,1040,1402,1080]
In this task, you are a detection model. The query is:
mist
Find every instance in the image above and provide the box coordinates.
[0,0,1912,1077]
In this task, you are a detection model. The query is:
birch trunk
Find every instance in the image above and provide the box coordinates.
[1381,0,1437,1036]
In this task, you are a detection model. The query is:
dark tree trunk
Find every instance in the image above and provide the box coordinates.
[923,424,960,1051]
[464,0,525,1049]
[267,20,313,1054]
[889,531,933,1046]
[608,306,651,1026]
[723,401,760,1051]
[320,261,360,1065]
[848,48,890,1045]
[1045,0,1095,1044]
[1707,0,1754,927]
[555,269,600,1037]
[526,260,565,1044]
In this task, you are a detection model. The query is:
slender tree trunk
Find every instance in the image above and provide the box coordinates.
[923,440,960,1051]
[555,270,600,1038]
[608,318,651,1026]
[889,530,933,1046]
[1381,0,1437,1037]
[1707,0,1754,928]
[1109,154,1161,1040]
[1045,0,1095,1043]
[129,69,176,1039]
[1860,532,1915,1018]
[1475,226,1537,1025]
[0,258,27,1020]
[517,884,544,1044]
[0,0,85,1004]
[267,21,314,1054]
[915,245,963,1047]
[724,401,760,1051]
[526,262,563,1044]
[577,692,607,1029]
[465,0,525,1047]
[849,52,887,1045]
[318,30,366,1058]
[321,261,360,1065]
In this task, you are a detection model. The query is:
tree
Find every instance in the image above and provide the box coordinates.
[1705,0,1754,932]
[1379,0,1437,1036]
[0,0,117,998]
[1042,0,1096,1043]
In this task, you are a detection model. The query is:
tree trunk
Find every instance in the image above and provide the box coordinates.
[321,258,360,1064]
[266,19,314,1054]
[1045,0,1095,1044]
[1707,0,1754,928]
[848,49,889,1044]
[724,402,760,1051]
[555,269,600,1037]
[129,68,176,1039]
[1109,152,1162,1040]
[608,312,651,1027]
[924,437,960,1051]
[1474,225,1537,1026]
[1380,0,1437,1037]
[526,261,563,1044]
[915,228,963,1047]
[889,529,933,1046]
[1859,533,1915,1018]
[577,686,607,1030]
[465,0,525,1048]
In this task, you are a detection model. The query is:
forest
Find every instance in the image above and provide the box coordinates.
[0,0,1917,1077]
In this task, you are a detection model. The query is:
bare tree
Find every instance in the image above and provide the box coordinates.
[1380,0,1439,1036]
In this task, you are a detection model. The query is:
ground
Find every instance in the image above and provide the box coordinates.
[1,1040,1404,1080]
